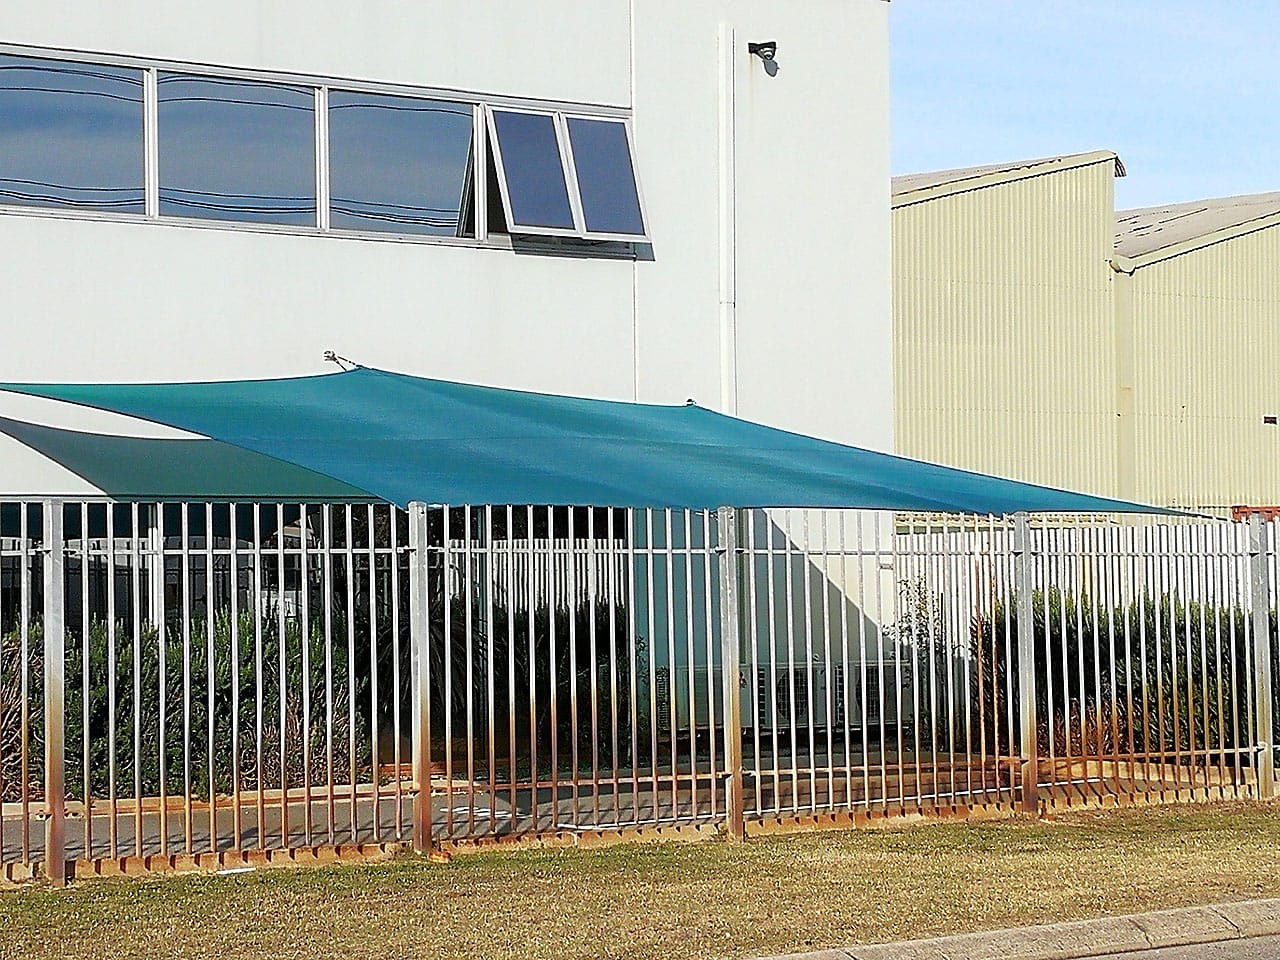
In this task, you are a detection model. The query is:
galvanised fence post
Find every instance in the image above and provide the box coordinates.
[1248,514,1275,799]
[408,501,434,853]
[42,500,66,885]
[1012,512,1039,814]
[717,506,745,841]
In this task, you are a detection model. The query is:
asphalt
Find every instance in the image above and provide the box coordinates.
[751,899,1280,960]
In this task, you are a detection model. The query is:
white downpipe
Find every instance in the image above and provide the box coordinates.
[718,22,738,417]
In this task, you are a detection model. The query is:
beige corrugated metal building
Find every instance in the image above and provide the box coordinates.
[894,155,1280,513]
[1113,194,1280,511]
[893,151,1124,497]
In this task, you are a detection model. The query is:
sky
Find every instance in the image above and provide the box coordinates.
[890,1,1280,210]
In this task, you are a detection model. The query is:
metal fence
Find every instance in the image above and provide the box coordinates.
[2,500,1277,882]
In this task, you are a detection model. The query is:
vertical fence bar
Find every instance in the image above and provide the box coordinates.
[408,502,432,853]
[130,504,144,857]
[229,505,243,850]
[590,509,604,827]
[78,503,91,859]
[854,515,871,815]
[836,514,853,813]
[764,513,781,813]
[205,502,218,854]
[1012,512,1038,814]
[701,510,720,820]
[391,508,404,840]
[662,510,677,821]
[367,504,382,841]
[799,513,817,814]
[42,501,66,885]
[299,506,313,846]
[442,508,455,840]
[682,511,698,821]
[462,507,476,837]
[716,506,745,841]
[781,511,799,812]
[343,507,359,843]
[483,505,497,836]
[321,506,336,845]
[20,503,33,864]
[275,503,289,849]
[526,507,539,834]
[1248,515,1275,798]
[507,509,520,833]
[180,504,193,853]
[106,507,118,860]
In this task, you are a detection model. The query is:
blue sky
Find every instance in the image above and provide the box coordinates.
[890,1,1280,209]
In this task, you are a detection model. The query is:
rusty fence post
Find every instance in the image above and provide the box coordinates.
[717,506,745,841]
[1012,512,1039,814]
[1248,514,1275,799]
[407,502,434,853]
[42,500,66,885]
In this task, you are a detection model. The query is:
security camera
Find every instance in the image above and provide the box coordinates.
[748,41,777,62]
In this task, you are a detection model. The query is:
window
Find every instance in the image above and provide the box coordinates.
[0,48,649,250]
[0,54,144,212]
[487,107,647,240]
[565,117,645,237]
[488,109,575,232]
[157,74,315,225]
[328,91,473,236]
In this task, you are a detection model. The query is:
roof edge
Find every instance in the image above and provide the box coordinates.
[1111,207,1280,272]
[892,150,1124,209]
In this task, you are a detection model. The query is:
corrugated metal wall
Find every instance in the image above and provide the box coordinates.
[893,160,1118,494]
[1126,227,1280,512]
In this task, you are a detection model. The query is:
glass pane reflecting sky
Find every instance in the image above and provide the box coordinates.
[491,110,574,230]
[158,74,315,225]
[328,91,472,236]
[0,54,144,212]
[567,118,644,236]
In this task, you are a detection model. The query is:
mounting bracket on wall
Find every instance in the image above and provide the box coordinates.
[323,350,358,371]
[748,40,779,76]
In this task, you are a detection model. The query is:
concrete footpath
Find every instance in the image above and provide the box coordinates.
[752,899,1280,960]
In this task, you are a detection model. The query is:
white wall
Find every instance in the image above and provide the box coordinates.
[0,1,635,107]
[0,1,891,487]
[633,1,893,448]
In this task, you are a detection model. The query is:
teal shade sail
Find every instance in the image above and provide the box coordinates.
[0,367,1168,515]
[0,416,375,502]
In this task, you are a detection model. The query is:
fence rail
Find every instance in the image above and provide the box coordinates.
[2,500,1277,882]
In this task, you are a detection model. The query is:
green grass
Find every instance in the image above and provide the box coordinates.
[4,803,1280,960]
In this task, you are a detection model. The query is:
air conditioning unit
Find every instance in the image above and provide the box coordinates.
[647,661,908,734]
[752,664,891,731]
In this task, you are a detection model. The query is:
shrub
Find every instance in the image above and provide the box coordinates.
[963,588,1274,758]
[5,612,368,803]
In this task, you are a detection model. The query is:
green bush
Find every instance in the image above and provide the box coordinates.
[2,585,637,803]
[0,621,43,802]
[963,588,1274,758]
[3,612,368,803]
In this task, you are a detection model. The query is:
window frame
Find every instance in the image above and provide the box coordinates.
[486,105,649,243]
[0,51,148,215]
[324,86,477,238]
[155,71,319,227]
[560,110,649,242]
[484,105,582,239]
[0,42,648,253]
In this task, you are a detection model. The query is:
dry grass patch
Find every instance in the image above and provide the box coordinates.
[3,802,1280,960]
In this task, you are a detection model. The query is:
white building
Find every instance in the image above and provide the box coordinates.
[0,1,892,495]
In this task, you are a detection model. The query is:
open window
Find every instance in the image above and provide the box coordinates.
[485,106,648,242]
